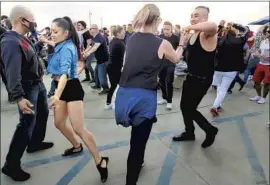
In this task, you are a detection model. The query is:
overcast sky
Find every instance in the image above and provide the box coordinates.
[1,2,269,31]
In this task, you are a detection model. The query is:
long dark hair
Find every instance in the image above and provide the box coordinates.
[263,25,269,35]
[52,16,81,57]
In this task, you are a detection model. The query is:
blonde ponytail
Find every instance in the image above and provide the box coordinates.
[132,5,151,30]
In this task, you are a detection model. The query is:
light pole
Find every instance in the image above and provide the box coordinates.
[89,10,92,27]
[100,16,103,28]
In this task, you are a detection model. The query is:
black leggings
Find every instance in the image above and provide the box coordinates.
[107,66,121,104]
[126,118,154,185]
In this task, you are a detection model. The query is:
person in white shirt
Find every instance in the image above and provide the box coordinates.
[249,25,270,104]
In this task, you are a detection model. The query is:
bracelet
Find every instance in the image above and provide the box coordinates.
[178,44,184,48]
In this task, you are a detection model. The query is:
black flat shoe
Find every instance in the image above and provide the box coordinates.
[62,143,83,156]
[96,157,109,183]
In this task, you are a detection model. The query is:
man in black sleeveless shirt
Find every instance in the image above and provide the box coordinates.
[158,21,179,110]
[173,6,219,148]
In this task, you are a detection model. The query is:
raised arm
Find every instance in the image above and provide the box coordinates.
[187,22,218,37]
[231,23,250,41]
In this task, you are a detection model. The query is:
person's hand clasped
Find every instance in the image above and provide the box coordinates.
[18,98,35,114]
[83,52,89,59]
[49,95,60,110]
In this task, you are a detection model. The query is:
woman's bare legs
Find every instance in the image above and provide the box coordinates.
[67,101,105,166]
[263,83,269,98]
[54,100,80,148]
[254,82,262,96]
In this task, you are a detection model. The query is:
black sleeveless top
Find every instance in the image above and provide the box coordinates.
[119,32,164,90]
[185,32,216,78]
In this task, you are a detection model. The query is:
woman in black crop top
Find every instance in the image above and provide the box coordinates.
[114,4,185,185]
[105,25,125,109]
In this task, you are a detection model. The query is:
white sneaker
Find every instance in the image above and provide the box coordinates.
[158,99,167,105]
[257,97,265,104]
[105,104,113,110]
[166,103,172,110]
[249,96,261,101]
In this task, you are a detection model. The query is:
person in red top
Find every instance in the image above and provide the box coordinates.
[247,30,255,49]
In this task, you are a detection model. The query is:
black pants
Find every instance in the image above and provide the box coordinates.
[84,67,90,80]
[107,66,121,104]
[180,75,215,134]
[5,81,49,168]
[126,118,154,185]
[158,64,175,103]
[229,73,245,91]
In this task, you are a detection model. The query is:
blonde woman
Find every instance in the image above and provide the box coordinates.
[114,4,185,185]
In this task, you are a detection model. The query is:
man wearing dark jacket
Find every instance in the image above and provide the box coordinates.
[0,5,53,181]
[0,25,14,103]
[157,21,180,110]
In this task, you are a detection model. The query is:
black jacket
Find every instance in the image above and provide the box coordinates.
[0,31,44,102]
[215,23,250,72]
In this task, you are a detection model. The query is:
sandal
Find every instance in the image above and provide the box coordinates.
[62,143,83,156]
[96,157,109,183]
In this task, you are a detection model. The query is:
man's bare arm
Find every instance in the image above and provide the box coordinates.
[83,43,101,58]
[188,22,218,37]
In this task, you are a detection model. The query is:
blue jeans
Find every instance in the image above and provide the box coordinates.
[86,53,95,80]
[243,56,260,82]
[49,78,56,95]
[94,61,109,89]
[5,81,49,167]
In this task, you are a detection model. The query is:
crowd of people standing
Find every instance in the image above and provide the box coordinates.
[0,3,269,185]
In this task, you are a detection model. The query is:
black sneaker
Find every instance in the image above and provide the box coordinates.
[26,142,54,153]
[172,132,195,142]
[98,89,109,95]
[2,166,30,181]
